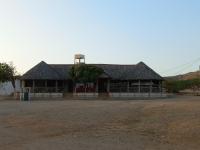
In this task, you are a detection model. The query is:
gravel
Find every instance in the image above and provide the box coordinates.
[0,95,200,150]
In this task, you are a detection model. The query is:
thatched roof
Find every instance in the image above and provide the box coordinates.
[21,61,163,80]
[21,61,61,80]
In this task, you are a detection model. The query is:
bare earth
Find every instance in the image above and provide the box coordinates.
[0,96,200,150]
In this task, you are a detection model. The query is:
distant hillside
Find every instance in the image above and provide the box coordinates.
[164,70,200,93]
[165,70,200,81]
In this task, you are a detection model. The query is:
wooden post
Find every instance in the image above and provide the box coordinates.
[127,81,129,93]
[107,79,110,93]
[21,80,25,93]
[45,80,47,92]
[22,80,25,89]
[138,80,141,93]
[96,80,99,93]
[32,80,35,93]
[74,85,76,93]
[159,81,162,93]
[55,80,58,92]
[149,80,152,97]
[85,83,86,93]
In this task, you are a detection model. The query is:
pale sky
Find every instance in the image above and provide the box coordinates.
[0,0,200,76]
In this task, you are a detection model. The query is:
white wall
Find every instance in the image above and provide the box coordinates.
[0,80,21,96]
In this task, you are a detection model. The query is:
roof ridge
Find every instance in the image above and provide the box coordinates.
[49,64,73,65]
[49,63,136,66]
[88,63,136,65]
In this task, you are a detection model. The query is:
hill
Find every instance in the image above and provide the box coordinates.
[164,70,200,93]
[165,70,200,81]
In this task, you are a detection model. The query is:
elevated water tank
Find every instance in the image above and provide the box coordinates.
[74,54,85,64]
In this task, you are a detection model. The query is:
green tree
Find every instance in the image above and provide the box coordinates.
[69,64,104,92]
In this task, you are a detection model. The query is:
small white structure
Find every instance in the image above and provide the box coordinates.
[74,54,85,64]
[0,80,21,96]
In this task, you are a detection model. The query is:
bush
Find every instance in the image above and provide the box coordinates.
[164,78,200,93]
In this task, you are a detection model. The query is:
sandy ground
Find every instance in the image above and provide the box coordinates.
[0,96,200,150]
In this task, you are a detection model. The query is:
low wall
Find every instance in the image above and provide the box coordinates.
[20,93,63,100]
[19,92,167,100]
[109,93,167,98]
[73,93,99,97]
[73,92,167,98]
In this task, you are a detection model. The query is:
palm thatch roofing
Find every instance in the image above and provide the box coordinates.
[21,61,163,80]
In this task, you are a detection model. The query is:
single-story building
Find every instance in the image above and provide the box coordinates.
[21,61,165,99]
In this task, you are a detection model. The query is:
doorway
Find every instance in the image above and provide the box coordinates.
[98,79,108,93]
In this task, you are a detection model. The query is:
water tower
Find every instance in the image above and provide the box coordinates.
[74,54,85,64]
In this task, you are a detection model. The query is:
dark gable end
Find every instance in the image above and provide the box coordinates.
[21,61,163,81]
[21,61,61,80]
[132,62,163,80]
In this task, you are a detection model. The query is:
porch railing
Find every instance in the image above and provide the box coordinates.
[29,87,65,93]
[110,87,162,93]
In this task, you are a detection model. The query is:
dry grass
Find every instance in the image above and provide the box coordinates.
[0,96,200,150]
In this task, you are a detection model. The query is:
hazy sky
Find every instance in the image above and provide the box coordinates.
[0,0,200,76]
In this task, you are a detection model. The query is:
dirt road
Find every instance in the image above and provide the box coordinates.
[0,96,200,150]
